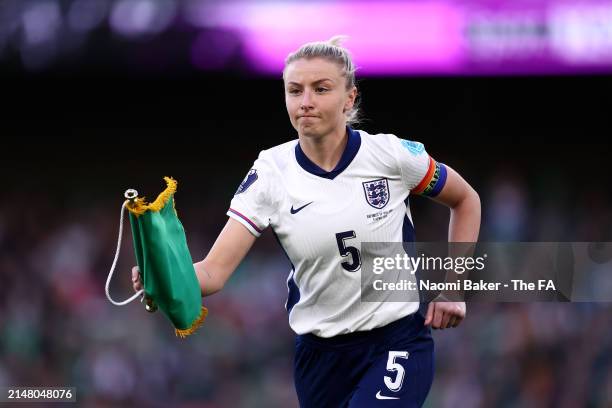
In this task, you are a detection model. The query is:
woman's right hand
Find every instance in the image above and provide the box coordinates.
[132,266,143,293]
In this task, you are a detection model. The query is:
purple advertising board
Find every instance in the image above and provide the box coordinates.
[187,0,612,75]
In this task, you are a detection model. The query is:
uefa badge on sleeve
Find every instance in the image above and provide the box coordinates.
[400,139,425,155]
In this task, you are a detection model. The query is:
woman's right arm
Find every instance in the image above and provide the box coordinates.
[132,218,257,297]
[195,218,257,296]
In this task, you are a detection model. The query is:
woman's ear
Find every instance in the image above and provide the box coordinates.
[344,87,357,112]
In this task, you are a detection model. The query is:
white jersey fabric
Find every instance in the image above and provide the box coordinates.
[227,127,447,337]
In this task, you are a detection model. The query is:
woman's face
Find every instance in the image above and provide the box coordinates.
[284,57,356,139]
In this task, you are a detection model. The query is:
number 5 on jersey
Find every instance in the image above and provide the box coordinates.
[384,351,409,392]
[335,230,361,272]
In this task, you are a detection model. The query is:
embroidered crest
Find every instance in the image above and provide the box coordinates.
[400,139,425,155]
[235,169,258,195]
[362,178,390,209]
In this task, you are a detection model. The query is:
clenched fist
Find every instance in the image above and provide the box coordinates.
[424,301,466,330]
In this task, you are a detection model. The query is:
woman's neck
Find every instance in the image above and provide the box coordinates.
[299,126,348,172]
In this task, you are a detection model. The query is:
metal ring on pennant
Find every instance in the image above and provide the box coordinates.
[124,189,138,201]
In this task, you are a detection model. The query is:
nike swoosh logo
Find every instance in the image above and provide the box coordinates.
[290,202,313,214]
[375,391,399,400]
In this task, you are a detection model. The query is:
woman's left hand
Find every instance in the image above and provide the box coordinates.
[424,300,466,329]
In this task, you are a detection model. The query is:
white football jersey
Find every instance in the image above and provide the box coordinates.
[227,127,447,337]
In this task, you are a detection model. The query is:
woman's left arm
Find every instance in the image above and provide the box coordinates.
[433,165,481,242]
[423,165,481,329]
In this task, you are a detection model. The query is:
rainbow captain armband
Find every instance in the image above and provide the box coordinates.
[411,157,448,197]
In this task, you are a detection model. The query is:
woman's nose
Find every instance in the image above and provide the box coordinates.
[300,90,314,109]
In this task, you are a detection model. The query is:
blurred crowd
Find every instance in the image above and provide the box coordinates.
[0,168,611,408]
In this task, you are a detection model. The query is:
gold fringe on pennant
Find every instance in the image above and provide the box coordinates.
[127,177,177,216]
[175,306,208,338]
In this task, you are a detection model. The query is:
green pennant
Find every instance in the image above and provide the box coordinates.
[127,177,207,338]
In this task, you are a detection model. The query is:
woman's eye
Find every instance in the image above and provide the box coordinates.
[316,87,328,93]
[288,89,301,95]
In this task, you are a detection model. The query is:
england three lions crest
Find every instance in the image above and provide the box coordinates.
[362,178,390,209]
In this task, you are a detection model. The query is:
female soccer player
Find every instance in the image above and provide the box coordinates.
[133,36,480,407]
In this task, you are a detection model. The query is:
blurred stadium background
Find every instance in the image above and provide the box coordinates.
[1,0,611,406]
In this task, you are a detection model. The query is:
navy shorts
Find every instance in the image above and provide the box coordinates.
[294,312,434,408]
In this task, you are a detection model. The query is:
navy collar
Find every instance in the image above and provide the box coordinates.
[295,126,361,180]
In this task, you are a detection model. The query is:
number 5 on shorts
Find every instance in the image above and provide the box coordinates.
[384,351,409,392]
